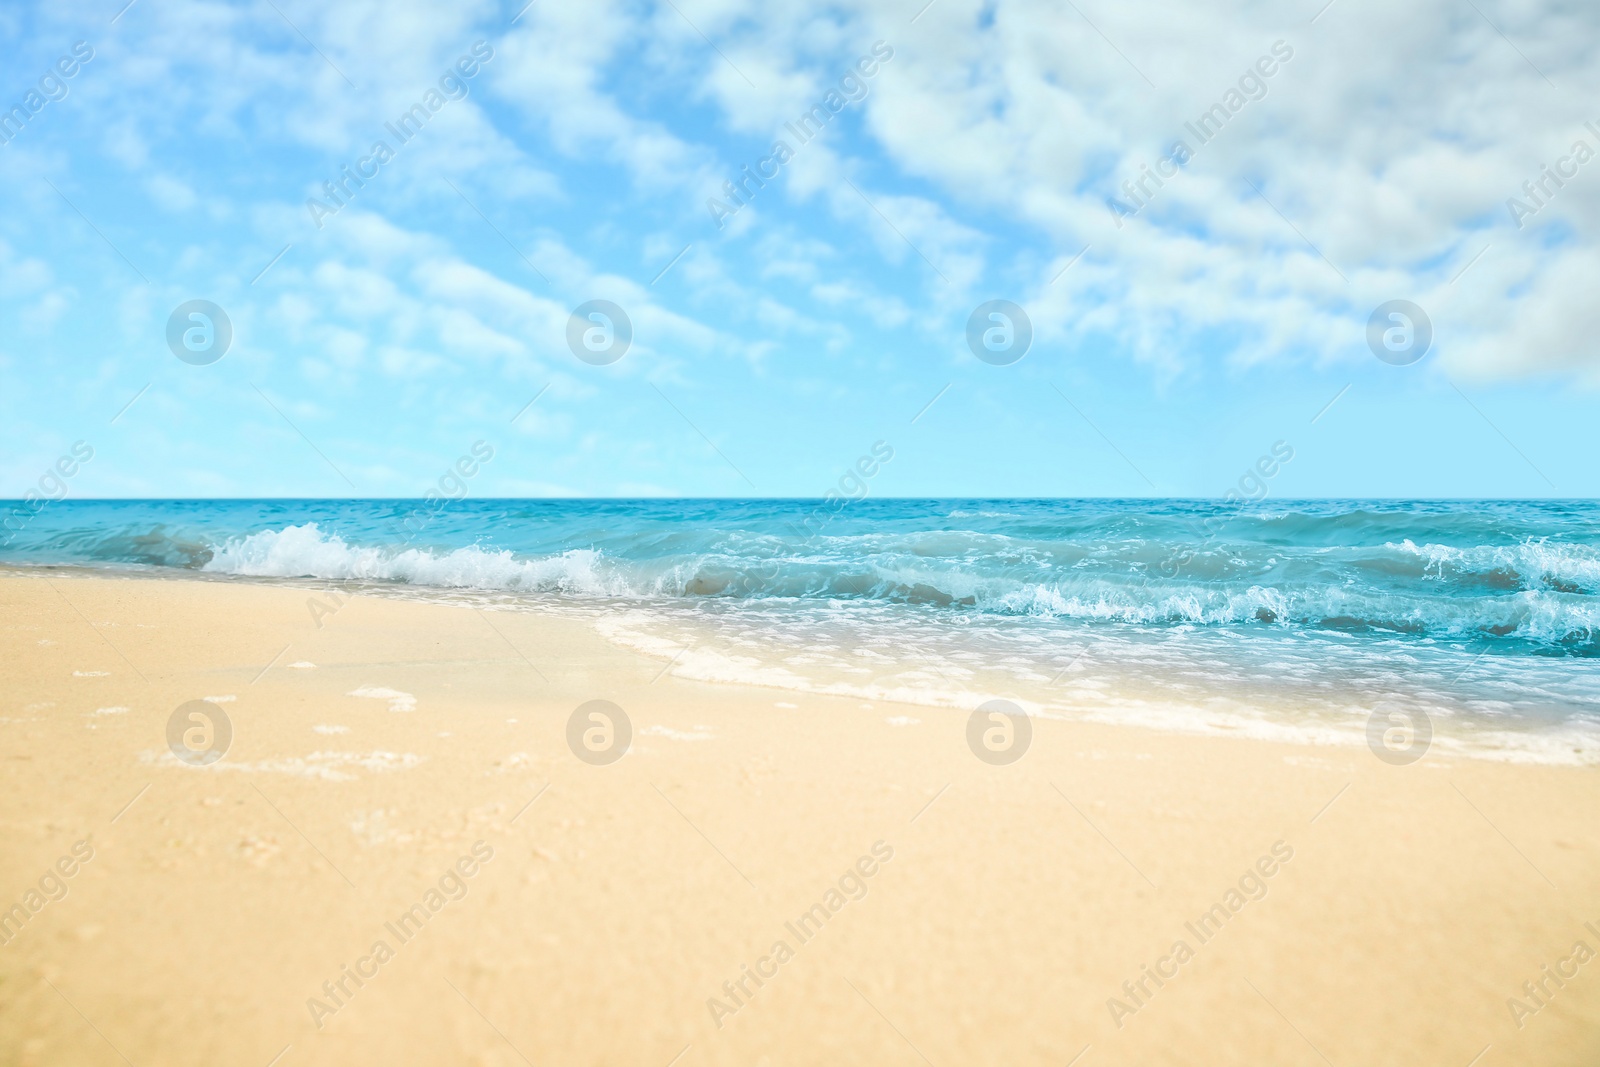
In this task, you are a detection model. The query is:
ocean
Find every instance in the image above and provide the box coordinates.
[5,498,1598,764]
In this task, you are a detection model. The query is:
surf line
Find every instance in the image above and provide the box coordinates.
[1106,840,1294,1029]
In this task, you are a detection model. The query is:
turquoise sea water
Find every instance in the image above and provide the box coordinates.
[6,498,1598,762]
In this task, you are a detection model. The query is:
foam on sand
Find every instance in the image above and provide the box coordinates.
[347,686,417,712]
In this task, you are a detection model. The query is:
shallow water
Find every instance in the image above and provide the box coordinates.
[6,498,1598,762]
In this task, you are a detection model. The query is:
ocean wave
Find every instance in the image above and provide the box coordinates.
[176,523,1600,653]
[11,500,1599,757]
[201,523,632,595]
[1386,537,1600,594]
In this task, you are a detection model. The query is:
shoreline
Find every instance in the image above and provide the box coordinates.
[2,572,1598,1065]
[9,563,1596,768]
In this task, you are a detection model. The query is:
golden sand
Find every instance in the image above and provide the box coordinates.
[2,572,1597,1065]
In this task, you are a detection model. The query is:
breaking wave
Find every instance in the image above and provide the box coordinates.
[153,520,1600,652]
[8,498,1599,761]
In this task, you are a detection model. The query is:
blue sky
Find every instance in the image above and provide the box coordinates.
[1,0,1596,499]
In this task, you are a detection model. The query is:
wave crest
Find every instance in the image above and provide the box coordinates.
[202,523,625,596]
[179,523,1600,653]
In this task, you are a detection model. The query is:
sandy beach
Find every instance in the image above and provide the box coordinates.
[2,570,1597,1066]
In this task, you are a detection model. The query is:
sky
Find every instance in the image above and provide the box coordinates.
[0,0,1596,499]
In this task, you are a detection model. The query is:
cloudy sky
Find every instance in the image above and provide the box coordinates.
[1,0,1595,498]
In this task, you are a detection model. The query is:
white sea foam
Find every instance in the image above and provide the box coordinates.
[39,508,1597,767]
[593,610,1035,717]
[141,748,423,780]
[203,523,630,596]
[591,606,1600,767]
[347,686,416,712]
[641,725,714,741]
[1391,537,1600,589]
[191,523,1600,646]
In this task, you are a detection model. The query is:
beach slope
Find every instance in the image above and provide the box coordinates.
[1,573,1597,1066]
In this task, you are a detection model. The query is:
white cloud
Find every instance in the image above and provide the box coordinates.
[145,173,197,212]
